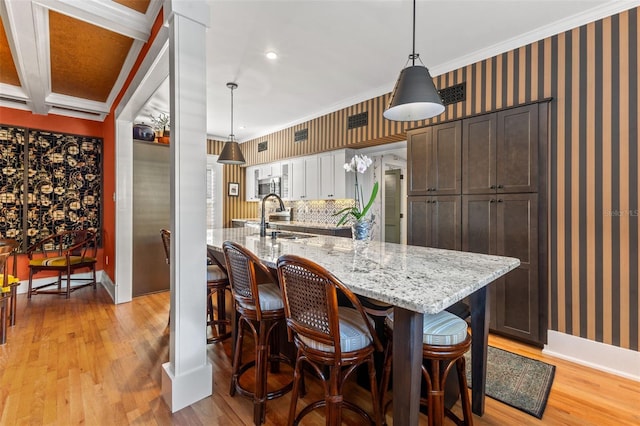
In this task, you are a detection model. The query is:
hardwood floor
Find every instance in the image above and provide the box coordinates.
[1,287,638,425]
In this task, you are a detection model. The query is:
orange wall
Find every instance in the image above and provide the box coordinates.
[0,107,106,278]
[101,9,164,279]
[0,108,104,136]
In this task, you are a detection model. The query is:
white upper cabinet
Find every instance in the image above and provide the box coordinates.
[245,149,356,202]
[291,156,319,200]
[319,149,354,199]
[257,162,281,179]
[245,166,260,201]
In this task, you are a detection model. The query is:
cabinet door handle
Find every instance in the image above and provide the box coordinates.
[490,199,496,203]
[497,184,504,189]
[497,199,503,203]
[490,185,496,189]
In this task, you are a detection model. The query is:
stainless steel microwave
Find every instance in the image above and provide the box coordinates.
[257,176,281,198]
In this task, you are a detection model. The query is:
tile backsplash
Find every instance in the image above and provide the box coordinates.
[260,199,355,226]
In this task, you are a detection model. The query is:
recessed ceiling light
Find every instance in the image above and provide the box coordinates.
[265,51,278,60]
[238,126,246,130]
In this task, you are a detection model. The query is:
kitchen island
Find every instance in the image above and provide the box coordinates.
[207,227,520,425]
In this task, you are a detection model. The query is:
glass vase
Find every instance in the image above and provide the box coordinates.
[351,218,373,242]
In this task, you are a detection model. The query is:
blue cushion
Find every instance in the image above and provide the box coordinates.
[386,310,468,346]
[299,306,374,353]
[238,282,284,311]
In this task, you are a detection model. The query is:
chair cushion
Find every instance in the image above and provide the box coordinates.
[207,265,227,281]
[299,306,374,353]
[29,256,96,267]
[0,274,20,286]
[386,310,468,346]
[238,282,284,311]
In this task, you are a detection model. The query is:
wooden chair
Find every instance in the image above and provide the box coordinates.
[379,310,473,426]
[206,246,231,343]
[276,254,383,426]
[1,239,20,344]
[161,229,230,343]
[222,241,293,425]
[160,229,171,265]
[26,230,98,299]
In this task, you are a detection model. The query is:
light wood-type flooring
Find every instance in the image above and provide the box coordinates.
[1,287,638,425]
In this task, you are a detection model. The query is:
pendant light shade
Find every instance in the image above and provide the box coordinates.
[218,82,246,165]
[218,140,245,164]
[383,0,444,122]
[384,65,445,121]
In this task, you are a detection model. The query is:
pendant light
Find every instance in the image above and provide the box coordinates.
[217,82,246,165]
[383,0,445,121]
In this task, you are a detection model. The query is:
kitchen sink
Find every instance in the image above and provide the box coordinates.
[271,231,315,240]
[256,230,315,240]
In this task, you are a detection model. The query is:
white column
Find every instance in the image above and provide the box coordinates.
[161,1,212,412]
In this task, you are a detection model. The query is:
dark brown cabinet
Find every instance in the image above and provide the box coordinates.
[407,102,548,346]
[408,196,461,250]
[462,194,540,342]
[462,104,538,194]
[408,121,461,195]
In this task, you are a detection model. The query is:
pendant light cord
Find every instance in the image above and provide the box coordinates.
[411,0,416,66]
[229,85,235,140]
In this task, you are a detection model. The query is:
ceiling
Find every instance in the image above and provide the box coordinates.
[1,0,637,142]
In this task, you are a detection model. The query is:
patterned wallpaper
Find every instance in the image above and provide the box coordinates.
[0,125,102,250]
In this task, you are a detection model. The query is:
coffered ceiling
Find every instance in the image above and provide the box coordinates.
[0,0,161,120]
[1,1,638,141]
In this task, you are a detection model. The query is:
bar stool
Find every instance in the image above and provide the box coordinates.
[161,229,231,343]
[222,241,293,425]
[379,310,473,426]
[277,254,383,426]
[1,239,20,345]
[206,247,231,343]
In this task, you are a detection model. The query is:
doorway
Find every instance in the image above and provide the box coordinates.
[384,169,402,243]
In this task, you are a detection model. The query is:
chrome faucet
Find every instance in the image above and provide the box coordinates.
[260,193,285,237]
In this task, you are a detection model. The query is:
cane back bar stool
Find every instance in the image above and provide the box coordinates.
[277,254,383,426]
[1,239,20,344]
[161,229,231,343]
[222,241,293,425]
[206,246,231,343]
[379,309,473,426]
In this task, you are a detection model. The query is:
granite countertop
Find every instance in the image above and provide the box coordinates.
[207,227,520,314]
[231,218,351,230]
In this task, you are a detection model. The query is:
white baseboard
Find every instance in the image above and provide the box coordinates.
[99,271,116,302]
[543,330,640,381]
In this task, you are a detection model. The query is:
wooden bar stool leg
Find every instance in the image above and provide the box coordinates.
[287,350,303,426]
[254,321,269,425]
[368,357,383,426]
[217,288,227,335]
[455,357,473,425]
[230,319,245,396]
[428,359,445,426]
[9,286,17,326]
[28,270,33,299]
[0,297,7,344]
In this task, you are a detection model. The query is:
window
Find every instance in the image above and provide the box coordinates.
[206,155,223,229]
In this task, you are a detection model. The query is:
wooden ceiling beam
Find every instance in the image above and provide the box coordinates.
[0,0,51,115]
[33,0,153,41]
